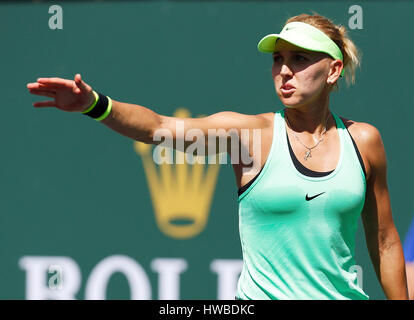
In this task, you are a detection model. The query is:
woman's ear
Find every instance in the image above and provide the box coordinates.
[327,59,343,84]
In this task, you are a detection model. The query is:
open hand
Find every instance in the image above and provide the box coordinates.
[27,74,96,113]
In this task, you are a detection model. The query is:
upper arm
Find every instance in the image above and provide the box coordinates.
[157,111,271,155]
[159,111,270,138]
[360,123,396,247]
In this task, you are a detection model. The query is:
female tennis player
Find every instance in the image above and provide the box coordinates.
[27,13,408,300]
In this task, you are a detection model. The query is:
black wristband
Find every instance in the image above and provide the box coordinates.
[83,92,109,119]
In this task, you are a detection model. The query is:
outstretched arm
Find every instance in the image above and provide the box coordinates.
[27,74,270,155]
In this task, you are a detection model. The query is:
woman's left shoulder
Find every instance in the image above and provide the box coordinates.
[339,117,386,178]
[338,116,383,147]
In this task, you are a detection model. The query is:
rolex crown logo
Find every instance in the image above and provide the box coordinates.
[134,108,221,239]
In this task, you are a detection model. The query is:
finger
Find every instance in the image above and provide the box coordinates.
[74,73,91,92]
[37,77,73,88]
[30,82,69,90]
[27,83,59,92]
[33,100,56,108]
[27,82,39,89]
[27,82,47,90]
[28,89,56,98]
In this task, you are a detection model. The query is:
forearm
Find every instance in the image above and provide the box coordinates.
[376,230,409,299]
[100,100,162,143]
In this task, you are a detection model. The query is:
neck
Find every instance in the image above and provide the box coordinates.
[284,96,332,136]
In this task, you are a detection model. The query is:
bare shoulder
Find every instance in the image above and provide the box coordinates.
[339,117,383,148]
[214,111,272,128]
[339,117,386,178]
[222,111,273,129]
[258,112,275,126]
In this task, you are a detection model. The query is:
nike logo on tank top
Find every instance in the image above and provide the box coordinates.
[236,109,369,300]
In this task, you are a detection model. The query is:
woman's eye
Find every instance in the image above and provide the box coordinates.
[273,55,306,62]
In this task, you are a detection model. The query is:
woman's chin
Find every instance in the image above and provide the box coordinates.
[278,95,302,109]
[280,99,300,108]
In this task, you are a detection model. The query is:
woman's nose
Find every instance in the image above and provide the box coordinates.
[280,63,293,76]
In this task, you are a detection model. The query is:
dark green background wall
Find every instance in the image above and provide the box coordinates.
[1,0,413,299]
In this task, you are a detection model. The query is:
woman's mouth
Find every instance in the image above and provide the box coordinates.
[281,87,296,94]
[281,84,296,95]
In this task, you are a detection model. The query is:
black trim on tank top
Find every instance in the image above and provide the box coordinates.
[237,167,264,197]
[237,117,367,196]
[286,131,334,177]
[345,127,367,180]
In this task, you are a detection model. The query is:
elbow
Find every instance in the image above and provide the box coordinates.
[378,226,402,254]
[136,132,155,145]
[136,114,163,145]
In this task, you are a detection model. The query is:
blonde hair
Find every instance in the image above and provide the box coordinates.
[285,13,361,90]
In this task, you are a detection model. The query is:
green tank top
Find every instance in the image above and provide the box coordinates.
[236,109,369,300]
